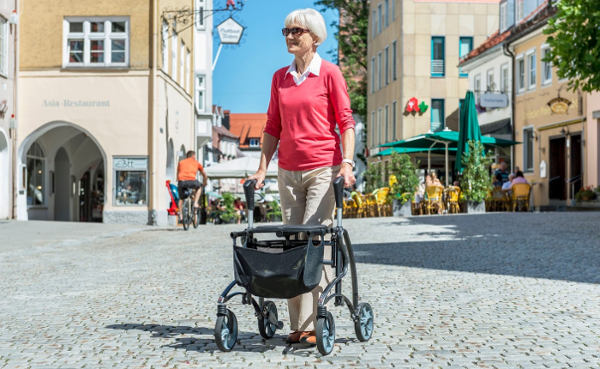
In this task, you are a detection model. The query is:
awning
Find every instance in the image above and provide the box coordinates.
[381,130,519,149]
[375,147,457,157]
[205,156,278,179]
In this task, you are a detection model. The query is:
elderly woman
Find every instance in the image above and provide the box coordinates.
[247,8,356,345]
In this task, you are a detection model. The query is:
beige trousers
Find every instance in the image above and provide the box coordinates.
[278,165,338,331]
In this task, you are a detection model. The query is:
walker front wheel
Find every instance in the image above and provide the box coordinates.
[215,309,238,352]
[316,311,335,355]
[354,302,374,342]
[258,300,278,339]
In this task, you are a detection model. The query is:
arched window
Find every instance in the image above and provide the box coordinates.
[27,142,45,206]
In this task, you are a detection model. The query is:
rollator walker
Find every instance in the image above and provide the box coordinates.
[214,177,374,355]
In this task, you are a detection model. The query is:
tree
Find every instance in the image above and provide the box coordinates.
[544,0,600,92]
[315,0,369,121]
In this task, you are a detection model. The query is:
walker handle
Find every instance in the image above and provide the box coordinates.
[244,179,256,210]
[333,176,344,209]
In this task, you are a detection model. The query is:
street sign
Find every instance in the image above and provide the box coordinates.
[480,93,508,108]
[216,17,244,45]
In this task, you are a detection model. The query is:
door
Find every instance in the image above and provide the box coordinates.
[570,134,582,198]
[79,171,91,222]
[54,148,71,221]
[549,137,566,200]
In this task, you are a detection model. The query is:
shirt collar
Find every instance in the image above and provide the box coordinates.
[286,53,322,77]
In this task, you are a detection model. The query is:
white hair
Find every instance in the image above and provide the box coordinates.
[284,8,327,46]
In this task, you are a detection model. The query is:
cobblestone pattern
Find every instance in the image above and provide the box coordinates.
[1,213,599,368]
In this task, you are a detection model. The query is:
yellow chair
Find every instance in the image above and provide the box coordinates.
[343,198,355,218]
[511,183,531,211]
[364,193,377,217]
[374,187,391,216]
[424,185,445,215]
[351,192,366,218]
[445,186,461,214]
[490,186,510,211]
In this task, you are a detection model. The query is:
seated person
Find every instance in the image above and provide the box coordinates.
[492,173,503,188]
[502,174,515,191]
[430,171,442,187]
[494,161,510,184]
[510,171,529,187]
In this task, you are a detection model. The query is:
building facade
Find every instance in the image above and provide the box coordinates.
[17,0,195,225]
[367,0,499,158]
[228,113,266,158]
[0,1,16,220]
[507,4,587,208]
[586,92,600,189]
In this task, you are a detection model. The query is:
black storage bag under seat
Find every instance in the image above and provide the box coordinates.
[234,242,324,299]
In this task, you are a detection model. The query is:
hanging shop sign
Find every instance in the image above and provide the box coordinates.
[480,93,508,108]
[547,96,571,114]
[217,17,244,44]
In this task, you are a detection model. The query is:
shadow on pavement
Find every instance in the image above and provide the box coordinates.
[352,212,600,284]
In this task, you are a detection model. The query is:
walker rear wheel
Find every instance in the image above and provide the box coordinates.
[316,311,335,355]
[354,302,374,342]
[215,309,238,352]
[257,300,278,339]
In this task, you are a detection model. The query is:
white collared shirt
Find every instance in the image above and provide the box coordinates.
[286,53,322,86]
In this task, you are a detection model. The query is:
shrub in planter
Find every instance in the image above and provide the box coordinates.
[387,153,419,217]
[219,192,239,224]
[364,162,385,193]
[266,200,282,222]
[575,186,597,202]
[459,140,492,213]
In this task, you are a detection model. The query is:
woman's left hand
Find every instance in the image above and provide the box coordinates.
[337,163,356,188]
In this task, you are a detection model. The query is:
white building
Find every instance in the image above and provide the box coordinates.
[0,4,16,220]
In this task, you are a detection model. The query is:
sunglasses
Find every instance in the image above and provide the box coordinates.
[281,27,310,37]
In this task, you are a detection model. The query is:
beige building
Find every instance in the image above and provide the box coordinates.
[586,92,600,189]
[506,5,587,208]
[367,0,499,159]
[0,0,17,220]
[16,0,195,225]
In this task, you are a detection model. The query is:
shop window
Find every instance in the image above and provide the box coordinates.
[523,127,534,172]
[27,142,45,206]
[431,99,445,132]
[431,36,445,77]
[114,157,148,206]
[63,18,129,67]
[459,37,473,77]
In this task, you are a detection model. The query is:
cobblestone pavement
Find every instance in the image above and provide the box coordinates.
[1,212,599,368]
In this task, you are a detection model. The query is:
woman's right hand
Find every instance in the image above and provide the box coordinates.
[247,169,266,190]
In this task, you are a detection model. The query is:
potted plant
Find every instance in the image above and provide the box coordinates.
[388,153,419,217]
[459,140,492,214]
[575,186,597,202]
[219,192,239,224]
[266,200,282,222]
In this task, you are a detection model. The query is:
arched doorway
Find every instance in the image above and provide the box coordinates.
[0,129,9,219]
[19,122,105,222]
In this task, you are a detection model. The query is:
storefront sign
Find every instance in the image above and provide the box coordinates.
[547,96,571,114]
[217,17,244,44]
[43,99,111,108]
[114,158,148,170]
[480,93,508,108]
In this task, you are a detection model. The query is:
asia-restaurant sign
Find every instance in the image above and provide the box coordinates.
[480,93,508,108]
[217,17,244,44]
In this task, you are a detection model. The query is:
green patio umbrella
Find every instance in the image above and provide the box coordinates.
[455,90,482,173]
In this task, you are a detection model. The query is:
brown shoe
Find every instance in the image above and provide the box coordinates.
[286,331,302,344]
[299,330,316,345]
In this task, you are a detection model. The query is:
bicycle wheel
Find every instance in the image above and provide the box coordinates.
[182,198,190,231]
[192,205,199,228]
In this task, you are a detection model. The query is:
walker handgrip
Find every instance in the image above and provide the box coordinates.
[244,179,256,210]
[333,176,344,209]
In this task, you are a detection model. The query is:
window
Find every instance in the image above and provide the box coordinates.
[378,108,383,144]
[385,105,389,142]
[431,36,445,77]
[474,73,481,102]
[372,11,377,38]
[171,25,177,77]
[0,18,8,76]
[249,138,260,147]
[378,52,382,90]
[378,4,382,34]
[370,57,376,93]
[523,127,534,172]
[516,55,525,92]
[459,37,473,77]
[392,0,396,21]
[431,99,445,132]
[161,20,169,72]
[114,157,148,206]
[64,18,129,67]
[500,2,508,31]
[500,63,509,93]
[195,74,206,113]
[392,40,397,81]
[486,68,495,92]
[385,0,389,28]
[541,45,552,85]
[392,101,397,140]
[385,45,389,85]
[516,0,524,22]
[527,49,536,90]
[180,41,185,85]
[370,111,376,146]
[26,142,45,206]
[196,0,205,29]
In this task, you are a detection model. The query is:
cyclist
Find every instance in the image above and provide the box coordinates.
[177,150,208,221]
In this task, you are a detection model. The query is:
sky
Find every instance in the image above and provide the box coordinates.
[212,0,339,113]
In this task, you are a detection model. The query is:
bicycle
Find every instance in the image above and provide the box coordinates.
[180,187,200,230]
